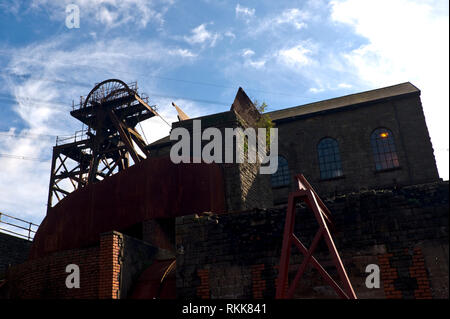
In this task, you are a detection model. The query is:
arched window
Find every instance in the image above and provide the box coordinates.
[317,138,343,180]
[371,128,399,171]
[271,156,290,187]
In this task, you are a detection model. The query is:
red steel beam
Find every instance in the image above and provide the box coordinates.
[275,174,357,299]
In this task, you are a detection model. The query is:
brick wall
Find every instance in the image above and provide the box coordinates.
[2,244,99,299]
[1,231,160,299]
[176,181,448,299]
[0,232,32,278]
[99,231,123,299]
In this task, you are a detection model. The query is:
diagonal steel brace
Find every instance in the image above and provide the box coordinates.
[275,174,357,299]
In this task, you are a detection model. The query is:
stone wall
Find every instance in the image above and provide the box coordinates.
[171,109,272,212]
[272,92,440,203]
[175,181,449,299]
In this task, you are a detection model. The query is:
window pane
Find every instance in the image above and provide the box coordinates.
[371,128,399,171]
[271,156,290,187]
[317,138,343,180]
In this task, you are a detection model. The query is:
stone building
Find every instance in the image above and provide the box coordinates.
[150,82,440,204]
[268,82,440,203]
[0,81,447,299]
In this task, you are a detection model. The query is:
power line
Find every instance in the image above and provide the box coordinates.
[0,94,71,109]
[0,51,318,100]
[0,132,59,140]
[7,74,92,89]
[0,90,229,110]
[1,60,319,110]
[0,153,49,162]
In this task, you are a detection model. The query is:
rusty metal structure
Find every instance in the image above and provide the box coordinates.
[276,174,357,299]
[47,79,162,210]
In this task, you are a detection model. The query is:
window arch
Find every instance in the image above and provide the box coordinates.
[371,128,399,171]
[271,156,290,187]
[317,137,343,180]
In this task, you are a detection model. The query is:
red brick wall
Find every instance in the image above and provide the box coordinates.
[410,247,432,299]
[5,246,99,298]
[196,269,210,299]
[378,253,402,299]
[4,231,125,299]
[99,231,123,299]
[251,264,266,299]
[378,247,433,299]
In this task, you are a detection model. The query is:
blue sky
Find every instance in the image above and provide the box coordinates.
[0,0,448,227]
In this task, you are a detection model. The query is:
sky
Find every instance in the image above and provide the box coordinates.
[0,0,448,229]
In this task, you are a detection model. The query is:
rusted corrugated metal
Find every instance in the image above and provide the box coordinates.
[30,156,225,259]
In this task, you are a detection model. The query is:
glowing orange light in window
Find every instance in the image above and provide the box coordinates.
[380,132,389,138]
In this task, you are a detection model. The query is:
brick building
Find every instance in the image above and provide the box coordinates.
[0,81,447,299]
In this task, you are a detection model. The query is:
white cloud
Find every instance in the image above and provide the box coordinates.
[275,8,309,29]
[0,0,21,15]
[247,59,266,69]
[235,4,255,21]
[98,7,119,26]
[224,31,236,40]
[168,48,197,58]
[29,0,174,28]
[249,8,310,35]
[331,0,449,180]
[242,49,255,57]
[309,87,325,93]
[277,44,313,67]
[338,83,352,89]
[240,49,267,69]
[184,24,220,47]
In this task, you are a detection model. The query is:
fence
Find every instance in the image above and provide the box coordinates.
[55,129,90,146]
[0,212,39,241]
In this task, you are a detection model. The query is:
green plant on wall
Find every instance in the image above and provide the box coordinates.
[254,100,275,152]
[241,100,275,156]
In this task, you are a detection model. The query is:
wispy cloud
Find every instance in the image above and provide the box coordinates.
[248,7,311,36]
[240,49,268,69]
[0,35,203,222]
[168,48,197,58]
[277,43,314,67]
[0,0,21,15]
[247,59,266,69]
[224,31,236,41]
[309,87,325,93]
[337,82,352,89]
[28,0,174,28]
[274,8,309,29]
[242,49,255,57]
[184,23,220,47]
[235,4,255,22]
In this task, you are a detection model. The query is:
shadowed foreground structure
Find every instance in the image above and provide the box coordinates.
[0,81,447,299]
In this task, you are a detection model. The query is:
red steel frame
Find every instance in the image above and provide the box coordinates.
[275,174,357,299]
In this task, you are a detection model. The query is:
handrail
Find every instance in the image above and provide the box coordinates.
[55,129,89,146]
[71,81,138,112]
[0,212,39,241]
